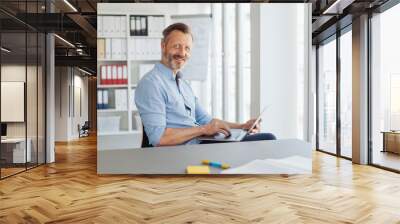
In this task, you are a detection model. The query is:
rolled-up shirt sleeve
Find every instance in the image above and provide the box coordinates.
[194,96,212,125]
[135,79,166,146]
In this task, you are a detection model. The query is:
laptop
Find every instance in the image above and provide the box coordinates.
[198,106,269,142]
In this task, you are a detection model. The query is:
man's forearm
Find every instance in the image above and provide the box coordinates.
[213,119,243,129]
[158,126,206,146]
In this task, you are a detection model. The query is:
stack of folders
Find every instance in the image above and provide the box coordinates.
[130,16,148,36]
[97,39,105,59]
[98,16,127,37]
[100,65,128,85]
[147,16,165,37]
[97,38,127,60]
[115,89,128,111]
[97,90,109,109]
[129,38,161,61]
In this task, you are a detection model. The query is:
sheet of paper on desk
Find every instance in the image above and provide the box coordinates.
[221,156,312,174]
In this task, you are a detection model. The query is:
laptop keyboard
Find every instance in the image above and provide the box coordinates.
[229,129,246,139]
[211,129,247,140]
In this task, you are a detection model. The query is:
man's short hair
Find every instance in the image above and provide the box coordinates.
[162,23,193,42]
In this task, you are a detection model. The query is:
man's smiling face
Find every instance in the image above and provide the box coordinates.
[161,30,192,72]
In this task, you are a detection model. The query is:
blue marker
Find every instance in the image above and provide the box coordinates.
[202,160,230,169]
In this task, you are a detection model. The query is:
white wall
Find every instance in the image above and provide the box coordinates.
[177,3,211,14]
[55,67,89,141]
[71,73,89,138]
[98,3,210,15]
[55,67,69,141]
[251,3,311,140]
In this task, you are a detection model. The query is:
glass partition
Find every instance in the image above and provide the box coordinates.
[0,1,46,179]
[317,37,337,155]
[371,3,400,171]
[1,30,28,177]
[27,30,38,169]
[339,29,352,158]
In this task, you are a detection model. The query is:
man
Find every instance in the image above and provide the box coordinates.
[135,23,276,146]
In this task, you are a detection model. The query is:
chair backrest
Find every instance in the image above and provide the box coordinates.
[141,125,152,148]
[82,121,90,129]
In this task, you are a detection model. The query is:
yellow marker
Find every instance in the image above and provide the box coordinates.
[186,166,210,174]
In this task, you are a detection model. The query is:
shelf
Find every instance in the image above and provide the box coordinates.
[130,35,162,39]
[128,59,160,62]
[98,109,128,112]
[98,130,141,136]
[98,36,127,39]
[98,84,128,88]
[98,59,128,62]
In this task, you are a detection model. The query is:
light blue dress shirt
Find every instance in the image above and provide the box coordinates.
[135,63,213,146]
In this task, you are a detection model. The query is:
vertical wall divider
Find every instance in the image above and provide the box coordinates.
[367,11,373,165]
[336,29,341,157]
[25,1,28,171]
[0,24,2,179]
[36,2,39,167]
[316,45,319,150]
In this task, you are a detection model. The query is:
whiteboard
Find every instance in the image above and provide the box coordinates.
[1,82,25,122]
[171,15,211,81]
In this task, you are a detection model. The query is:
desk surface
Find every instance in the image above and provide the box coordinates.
[98,139,312,174]
[381,131,400,134]
[1,138,26,143]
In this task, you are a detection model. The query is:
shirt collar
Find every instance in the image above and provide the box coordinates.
[155,62,183,81]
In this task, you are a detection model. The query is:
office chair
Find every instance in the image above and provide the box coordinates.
[78,121,90,138]
[141,125,152,148]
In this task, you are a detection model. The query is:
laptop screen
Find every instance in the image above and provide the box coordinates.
[246,105,270,134]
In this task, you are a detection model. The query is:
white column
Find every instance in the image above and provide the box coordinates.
[46,32,55,163]
[211,4,219,118]
[251,3,311,139]
[250,4,261,119]
[237,4,245,123]
[222,4,230,121]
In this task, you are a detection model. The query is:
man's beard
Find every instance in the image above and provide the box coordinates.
[166,53,187,71]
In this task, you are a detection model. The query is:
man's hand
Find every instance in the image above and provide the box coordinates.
[242,118,261,133]
[202,119,231,137]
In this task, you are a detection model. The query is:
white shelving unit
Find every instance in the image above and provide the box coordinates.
[97,12,166,150]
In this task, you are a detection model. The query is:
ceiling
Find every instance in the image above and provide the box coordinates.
[0,0,395,74]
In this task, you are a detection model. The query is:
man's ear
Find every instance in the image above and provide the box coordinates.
[161,40,166,52]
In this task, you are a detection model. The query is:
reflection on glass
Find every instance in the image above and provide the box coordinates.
[318,38,337,154]
[340,30,352,158]
[27,31,38,169]
[371,3,400,171]
[0,1,46,179]
[1,31,27,177]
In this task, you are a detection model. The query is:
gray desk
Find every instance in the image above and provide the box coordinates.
[1,138,31,163]
[98,139,312,174]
